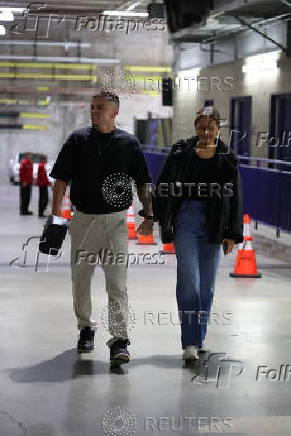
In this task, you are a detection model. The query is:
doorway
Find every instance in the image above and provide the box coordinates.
[230,96,252,156]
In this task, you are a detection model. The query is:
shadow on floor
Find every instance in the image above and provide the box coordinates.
[5,349,207,383]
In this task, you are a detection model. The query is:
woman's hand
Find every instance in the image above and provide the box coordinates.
[222,238,235,255]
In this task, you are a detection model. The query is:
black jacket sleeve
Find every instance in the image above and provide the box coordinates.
[224,169,244,243]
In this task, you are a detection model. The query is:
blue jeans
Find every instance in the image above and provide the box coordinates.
[173,199,221,349]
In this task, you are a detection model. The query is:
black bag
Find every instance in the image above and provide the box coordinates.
[39,215,68,255]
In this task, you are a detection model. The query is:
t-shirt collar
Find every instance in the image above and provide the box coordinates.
[92,126,116,136]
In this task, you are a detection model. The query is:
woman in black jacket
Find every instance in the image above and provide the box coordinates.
[153,105,243,362]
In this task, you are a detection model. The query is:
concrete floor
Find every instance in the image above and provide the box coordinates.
[1,182,291,436]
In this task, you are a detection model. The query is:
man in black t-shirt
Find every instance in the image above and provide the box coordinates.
[49,91,153,364]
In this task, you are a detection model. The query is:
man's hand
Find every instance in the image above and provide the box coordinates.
[137,219,154,236]
[222,238,235,255]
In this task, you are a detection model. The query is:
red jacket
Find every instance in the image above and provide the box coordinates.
[37,162,51,187]
[20,158,33,184]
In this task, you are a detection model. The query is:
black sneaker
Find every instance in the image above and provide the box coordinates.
[77,326,95,353]
[109,339,130,364]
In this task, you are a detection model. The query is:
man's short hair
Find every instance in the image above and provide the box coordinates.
[194,104,220,127]
[92,90,119,108]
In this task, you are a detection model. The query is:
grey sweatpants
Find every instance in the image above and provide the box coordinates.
[68,209,129,347]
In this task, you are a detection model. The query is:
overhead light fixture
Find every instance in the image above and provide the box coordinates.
[242,51,280,74]
[178,67,201,78]
[103,10,149,17]
[0,7,26,22]
[126,66,171,72]
[127,1,142,11]
[0,10,13,21]
[0,40,91,48]
[0,25,5,35]
[0,8,26,12]
[0,55,120,64]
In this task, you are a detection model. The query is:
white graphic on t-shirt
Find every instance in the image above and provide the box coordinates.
[101,172,134,208]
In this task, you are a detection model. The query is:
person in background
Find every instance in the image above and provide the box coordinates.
[19,152,33,215]
[37,156,51,218]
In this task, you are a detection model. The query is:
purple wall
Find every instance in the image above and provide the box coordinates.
[143,152,291,231]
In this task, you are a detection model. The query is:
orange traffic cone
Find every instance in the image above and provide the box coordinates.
[127,204,137,239]
[160,242,175,254]
[62,194,72,220]
[230,214,261,278]
[136,219,156,245]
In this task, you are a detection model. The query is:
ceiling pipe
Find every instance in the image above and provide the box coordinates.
[280,0,291,7]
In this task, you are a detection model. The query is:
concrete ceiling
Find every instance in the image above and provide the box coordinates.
[0,0,168,59]
[169,0,291,43]
[2,0,288,98]
[0,0,172,99]
[0,0,152,14]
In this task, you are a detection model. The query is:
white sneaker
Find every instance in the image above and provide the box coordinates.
[182,346,199,361]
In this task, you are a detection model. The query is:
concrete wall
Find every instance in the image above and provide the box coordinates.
[116,94,172,134]
[172,52,291,158]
